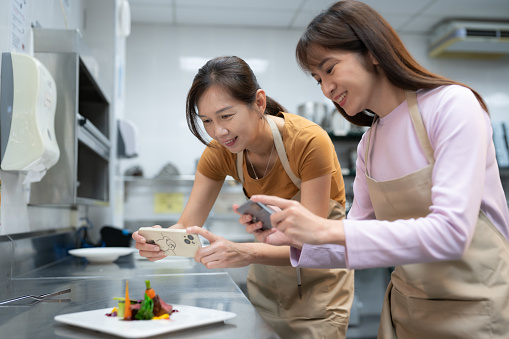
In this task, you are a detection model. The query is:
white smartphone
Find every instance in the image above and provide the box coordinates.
[138,227,202,257]
[237,199,275,230]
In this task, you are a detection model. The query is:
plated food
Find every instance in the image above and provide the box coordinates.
[106,280,176,321]
[54,279,237,338]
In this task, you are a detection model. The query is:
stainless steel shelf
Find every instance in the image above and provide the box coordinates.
[29,29,110,206]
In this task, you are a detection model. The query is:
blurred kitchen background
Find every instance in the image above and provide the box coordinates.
[1,0,509,337]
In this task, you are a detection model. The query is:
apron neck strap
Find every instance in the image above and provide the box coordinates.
[364,91,435,177]
[364,115,379,178]
[406,91,435,164]
[236,151,244,185]
[267,116,301,188]
[236,115,301,189]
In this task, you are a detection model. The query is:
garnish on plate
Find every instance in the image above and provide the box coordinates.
[106,280,177,321]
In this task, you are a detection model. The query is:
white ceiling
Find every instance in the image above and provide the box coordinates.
[128,0,509,34]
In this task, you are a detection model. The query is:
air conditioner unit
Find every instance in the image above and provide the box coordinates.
[428,20,509,59]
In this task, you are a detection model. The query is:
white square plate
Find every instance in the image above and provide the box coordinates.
[54,304,237,338]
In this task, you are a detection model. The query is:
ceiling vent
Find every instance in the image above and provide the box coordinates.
[428,20,509,59]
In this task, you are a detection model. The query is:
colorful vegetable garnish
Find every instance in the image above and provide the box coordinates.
[107,280,175,321]
[124,281,132,320]
[145,280,156,299]
[117,301,125,318]
[153,314,170,320]
[135,294,154,320]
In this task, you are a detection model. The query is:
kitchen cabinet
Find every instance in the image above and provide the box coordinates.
[28,29,110,206]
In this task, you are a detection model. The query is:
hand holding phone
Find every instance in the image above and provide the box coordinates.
[138,227,202,257]
[237,199,275,230]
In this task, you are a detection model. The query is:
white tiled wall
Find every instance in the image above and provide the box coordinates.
[122,24,509,177]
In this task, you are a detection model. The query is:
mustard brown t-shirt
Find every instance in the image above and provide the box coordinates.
[197,112,346,206]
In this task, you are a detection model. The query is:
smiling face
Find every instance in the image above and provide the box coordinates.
[309,47,379,116]
[197,86,261,153]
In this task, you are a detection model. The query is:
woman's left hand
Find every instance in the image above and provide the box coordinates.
[242,215,302,248]
[234,203,299,247]
[186,226,252,269]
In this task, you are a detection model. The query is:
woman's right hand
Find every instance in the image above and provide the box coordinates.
[234,204,302,248]
[132,225,167,261]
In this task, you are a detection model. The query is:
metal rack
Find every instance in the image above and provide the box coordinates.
[28,29,110,206]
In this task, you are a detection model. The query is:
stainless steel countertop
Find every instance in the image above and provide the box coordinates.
[0,254,279,338]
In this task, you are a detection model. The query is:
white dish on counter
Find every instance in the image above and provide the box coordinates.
[54,305,237,338]
[68,247,136,264]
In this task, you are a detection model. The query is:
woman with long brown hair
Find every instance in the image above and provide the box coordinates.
[133,55,354,338]
[247,1,509,338]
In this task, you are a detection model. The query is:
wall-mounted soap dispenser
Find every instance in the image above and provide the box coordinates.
[0,52,59,183]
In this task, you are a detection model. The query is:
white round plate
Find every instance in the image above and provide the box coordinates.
[68,247,136,264]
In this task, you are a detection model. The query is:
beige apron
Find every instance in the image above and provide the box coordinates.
[236,116,355,338]
[364,91,509,339]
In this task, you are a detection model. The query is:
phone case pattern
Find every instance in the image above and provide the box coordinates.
[138,228,201,257]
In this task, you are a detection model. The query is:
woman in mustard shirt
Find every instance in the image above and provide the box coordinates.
[133,56,354,338]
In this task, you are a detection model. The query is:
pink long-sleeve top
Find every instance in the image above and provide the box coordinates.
[291,85,509,270]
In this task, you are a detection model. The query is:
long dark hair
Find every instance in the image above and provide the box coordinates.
[296,0,488,126]
[186,56,287,146]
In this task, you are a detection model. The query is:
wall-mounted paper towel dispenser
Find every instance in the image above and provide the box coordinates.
[0,52,59,182]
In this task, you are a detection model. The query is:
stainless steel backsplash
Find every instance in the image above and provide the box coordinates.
[0,229,76,284]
